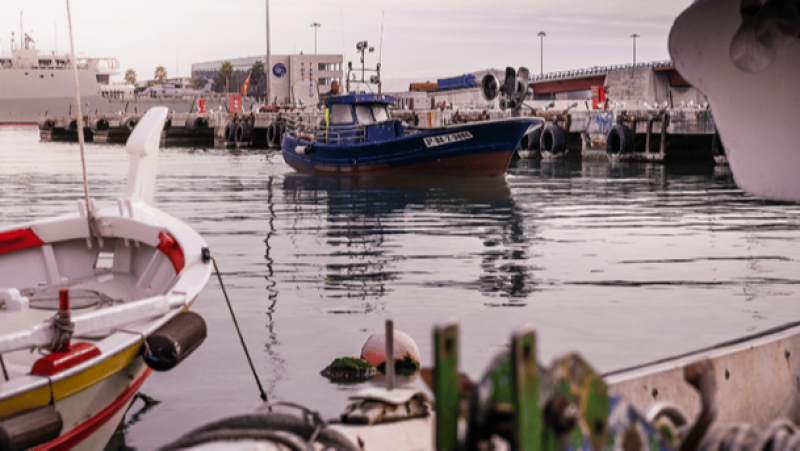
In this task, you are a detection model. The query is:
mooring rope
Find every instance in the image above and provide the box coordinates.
[211,256,269,403]
[65,0,95,240]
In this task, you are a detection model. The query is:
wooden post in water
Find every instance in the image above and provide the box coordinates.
[385,320,394,391]
[434,321,459,451]
[511,326,541,451]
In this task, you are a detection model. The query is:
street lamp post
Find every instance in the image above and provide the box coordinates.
[265,0,271,104]
[311,22,321,55]
[537,31,546,76]
[630,33,640,66]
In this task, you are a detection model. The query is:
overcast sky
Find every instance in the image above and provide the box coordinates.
[1,1,692,81]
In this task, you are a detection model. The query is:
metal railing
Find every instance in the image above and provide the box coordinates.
[529,60,674,82]
[284,116,367,144]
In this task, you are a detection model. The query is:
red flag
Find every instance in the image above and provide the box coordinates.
[241,73,251,96]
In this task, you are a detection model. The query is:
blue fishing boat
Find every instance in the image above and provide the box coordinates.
[281,93,541,176]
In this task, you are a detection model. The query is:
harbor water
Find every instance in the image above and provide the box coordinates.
[2,126,799,449]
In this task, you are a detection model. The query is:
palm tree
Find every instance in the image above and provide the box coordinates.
[154,66,168,83]
[250,61,266,97]
[124,69,137,85]
[218,61,233,93]
[188,77,204,90]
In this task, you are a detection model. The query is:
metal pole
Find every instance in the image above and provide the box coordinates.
[265,0,271,104]
[630,33,640,66]
[537,31,546,76]
[311,22,321,55]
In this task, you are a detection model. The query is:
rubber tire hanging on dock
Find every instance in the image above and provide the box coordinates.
[524,127,542,151]
[267,122,283,146]
[64,120,78,132]
[235,122,253,147]
[90,118,109,131]
[224,122,236,143]
[122,117,137,131]
[606,124,634,154]
[185,116,208,131]
[540,124,567,155]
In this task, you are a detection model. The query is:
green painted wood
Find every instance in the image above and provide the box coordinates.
[434,321,459,451]
[511,327,542,451]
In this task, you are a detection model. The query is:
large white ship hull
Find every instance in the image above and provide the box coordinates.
[0,67,213,125]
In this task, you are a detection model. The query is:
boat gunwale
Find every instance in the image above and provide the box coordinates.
[0,206,211,408]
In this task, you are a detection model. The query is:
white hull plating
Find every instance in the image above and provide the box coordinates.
[669,0,800,201]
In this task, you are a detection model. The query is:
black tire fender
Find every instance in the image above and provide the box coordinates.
[224,122,236,143]
[525,127,542,151]
[606,124,634,154]
[540,124,567,154]
[267,122,277,145]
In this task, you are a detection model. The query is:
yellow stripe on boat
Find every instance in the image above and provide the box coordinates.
[0,343,141,417]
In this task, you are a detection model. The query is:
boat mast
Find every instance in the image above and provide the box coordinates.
[66,0,99,245]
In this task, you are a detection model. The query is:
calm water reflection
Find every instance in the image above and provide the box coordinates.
[1,128,798,449]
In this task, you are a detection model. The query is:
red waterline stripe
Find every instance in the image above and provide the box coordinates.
[34,367,153,450]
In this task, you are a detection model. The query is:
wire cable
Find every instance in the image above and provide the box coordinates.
[212,256,268,403]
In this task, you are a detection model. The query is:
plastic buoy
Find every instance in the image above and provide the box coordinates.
[144,311,207,371]
[360,330,421,370]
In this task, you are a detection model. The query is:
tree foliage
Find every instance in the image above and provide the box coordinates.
[124,69,137,85]
[213,61,234,93]
[250,61,266,96]
[154,66,168,83]
[188,77,204,90]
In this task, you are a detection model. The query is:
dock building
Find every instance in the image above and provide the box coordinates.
[192,54,343,104]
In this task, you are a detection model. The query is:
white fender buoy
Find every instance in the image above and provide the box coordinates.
[360,330,421,368]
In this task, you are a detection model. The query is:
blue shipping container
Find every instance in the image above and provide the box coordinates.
[437,74,478,91]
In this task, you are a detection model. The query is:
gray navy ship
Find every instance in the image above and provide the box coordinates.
[0,33,220,125]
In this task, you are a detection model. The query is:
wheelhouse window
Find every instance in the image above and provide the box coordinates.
[330,104,353,124]
[372,105,389,122]
[355,105,374,124]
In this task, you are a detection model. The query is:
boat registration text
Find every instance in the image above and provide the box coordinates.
[423,131,473,148]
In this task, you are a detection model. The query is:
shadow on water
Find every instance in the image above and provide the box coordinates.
[281,174,537,302]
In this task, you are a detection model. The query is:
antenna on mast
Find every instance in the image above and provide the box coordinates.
[378,11,384,66]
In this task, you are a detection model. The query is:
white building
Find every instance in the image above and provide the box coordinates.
[191,54,343,104]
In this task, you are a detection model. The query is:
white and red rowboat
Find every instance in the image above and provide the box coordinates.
[0,107,212,450]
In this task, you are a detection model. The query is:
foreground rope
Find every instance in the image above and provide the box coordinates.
[212,256,268,403]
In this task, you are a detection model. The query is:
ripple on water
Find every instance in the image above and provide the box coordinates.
[1,129,800,449]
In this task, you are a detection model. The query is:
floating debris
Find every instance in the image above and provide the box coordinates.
[321,357,378,382]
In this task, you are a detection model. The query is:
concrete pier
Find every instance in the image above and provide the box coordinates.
[38,104,720,163]
[38,109,323,149]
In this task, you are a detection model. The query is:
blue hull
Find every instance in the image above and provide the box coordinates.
[282,118,539,176]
